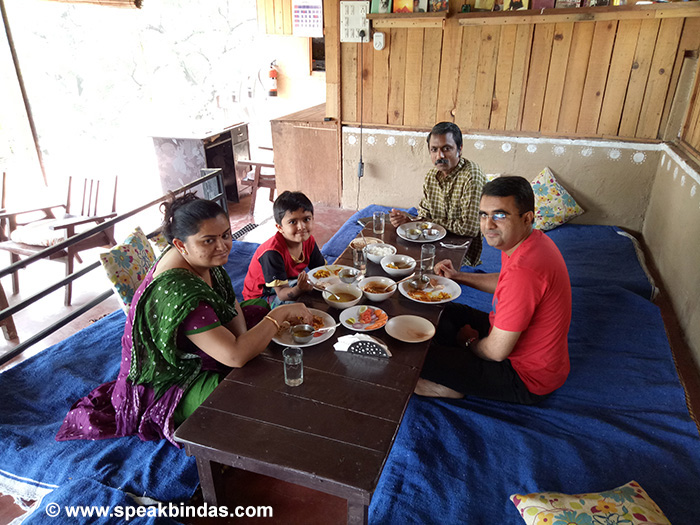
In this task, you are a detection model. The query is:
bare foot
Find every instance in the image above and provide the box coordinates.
[414,378,464,399]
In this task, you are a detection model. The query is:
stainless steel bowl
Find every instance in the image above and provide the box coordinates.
[423,228,440,239]
[409,274,431,290]
[291,324,314,344]
[339,267,360,283]
[406,228,422,240]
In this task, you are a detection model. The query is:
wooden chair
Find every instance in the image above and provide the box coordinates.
[0,172,18,340]
[0,176,118,306]
[236,160,276,216]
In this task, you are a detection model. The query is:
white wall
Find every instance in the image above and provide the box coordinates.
[644,148,700,366]
[342,127,661,232]
[0,0,324,208]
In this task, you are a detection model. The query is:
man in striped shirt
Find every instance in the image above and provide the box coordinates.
[389,122,487,266]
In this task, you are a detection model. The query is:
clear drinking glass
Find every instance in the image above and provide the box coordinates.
[283,347,303,387]
[353,247,367,276]
[421,244,436,275]
[373,211,385,235]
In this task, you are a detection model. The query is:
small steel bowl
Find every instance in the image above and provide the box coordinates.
[423,228,440,239]
[291,324,314,344]
[406,228,422,240]
[409,274,431,290]
[339,267,360,283]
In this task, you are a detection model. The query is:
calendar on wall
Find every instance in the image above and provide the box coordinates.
[293,1,324,38]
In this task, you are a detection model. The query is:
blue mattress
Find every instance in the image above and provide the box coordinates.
[1,217,697,524]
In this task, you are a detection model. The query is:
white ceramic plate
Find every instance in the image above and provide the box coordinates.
[398,274,461,304]
[340,305,389,332]
[272,308,337,348]
[397,221,447,243]
[385,315,436,343]
[308,264,356,288]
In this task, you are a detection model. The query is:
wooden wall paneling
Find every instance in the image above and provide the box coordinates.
[682,64,700,148]
[522,23,555,132]
[403,29,425,127]
[597,19,641,136]
[273,0,284,34]
[688,89,700,148]
[540,23,574,134]
[419,28,443,126]
[454,26,482,130]
[506,24,534,132]
[558,22,595,134]
[265,0,275,34]
[681,26,700,147]
[636,18,684,139]
[324,0,340,120]
[490,25,518,131]
[362,42,375,124]
[372,34,391,124]
[256,0,267,34]
[341,43,358,123]
[576,20,618,135]
[660,18,700,136]
[618,19,660,137]
[283,0,293,35]
[436,24,465,122]
[388,29,408,126]
[472,25,501,130]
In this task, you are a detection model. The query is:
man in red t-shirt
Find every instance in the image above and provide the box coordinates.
[417,176,572,404]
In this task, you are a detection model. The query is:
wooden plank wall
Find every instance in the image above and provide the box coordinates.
[334,13,700,142]
[257,0,293,35]
[680,19,700,153]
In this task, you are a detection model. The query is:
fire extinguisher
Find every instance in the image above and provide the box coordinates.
[268,61,278,97]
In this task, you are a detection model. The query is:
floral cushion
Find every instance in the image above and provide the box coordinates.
[100,227,155,312]
[531,167,585,231]
[510,481,670,525]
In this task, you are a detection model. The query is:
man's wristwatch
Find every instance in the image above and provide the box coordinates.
[465,337,477,348]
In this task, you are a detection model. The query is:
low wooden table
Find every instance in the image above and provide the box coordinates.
[175,222,470,524]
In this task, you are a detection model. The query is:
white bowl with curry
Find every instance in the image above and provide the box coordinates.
[322,283,363,310]
[380,254,416,277]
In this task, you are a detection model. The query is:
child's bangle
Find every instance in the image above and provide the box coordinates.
[264,315,281,331]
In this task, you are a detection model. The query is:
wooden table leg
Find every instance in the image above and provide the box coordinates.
[347,500,368,525]
[195,456,223,506]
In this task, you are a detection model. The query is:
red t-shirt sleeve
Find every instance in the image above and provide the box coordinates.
[491,266,544,333]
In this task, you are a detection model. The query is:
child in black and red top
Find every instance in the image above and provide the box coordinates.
[242,191,325,306]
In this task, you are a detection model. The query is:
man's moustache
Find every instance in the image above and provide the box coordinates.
[435,159,449,165]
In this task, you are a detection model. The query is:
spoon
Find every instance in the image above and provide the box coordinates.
[358,228,368,248]
[312,283,341,301]
[313,322,341,335]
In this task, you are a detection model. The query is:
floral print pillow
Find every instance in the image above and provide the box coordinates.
[531,167,585,231]
[100,227,155,312]
[510,480,670,525]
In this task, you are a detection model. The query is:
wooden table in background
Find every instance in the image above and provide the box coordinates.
[174,221,470,524]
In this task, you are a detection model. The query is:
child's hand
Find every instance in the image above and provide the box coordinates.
[296,271,313,293]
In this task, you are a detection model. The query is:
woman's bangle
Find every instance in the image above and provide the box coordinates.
[264,315,281,331]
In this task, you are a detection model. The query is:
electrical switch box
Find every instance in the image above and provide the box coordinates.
[340,1,370,43]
